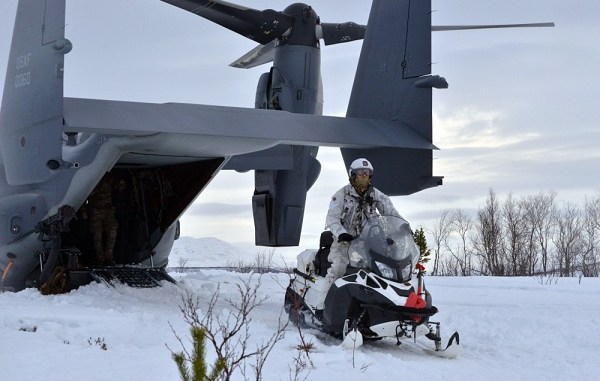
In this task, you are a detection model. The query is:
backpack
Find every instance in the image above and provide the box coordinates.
[313,231,334,277]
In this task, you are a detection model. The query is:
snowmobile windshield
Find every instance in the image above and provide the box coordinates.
[347,216,420,282]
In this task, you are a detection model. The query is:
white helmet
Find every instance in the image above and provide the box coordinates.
[348,158,374,178]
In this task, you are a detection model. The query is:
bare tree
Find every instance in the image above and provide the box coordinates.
[502,193,528,275]
[553,202,583,277]
[582,193,600,276]
[532,192,557,275]
[424,190,600,278]
[439,254,461,276]
[444,209,474,275]
[170,275,289,381]
[428,209,452,275]
[473,189,505,275]
[520,195,539,275]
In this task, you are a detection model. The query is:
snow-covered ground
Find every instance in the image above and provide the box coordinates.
[1,238,598,381]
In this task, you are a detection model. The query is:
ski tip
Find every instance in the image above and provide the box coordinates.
[422,344,460,359]
[446,331,460,349]
[341,329,364,350]
[423,331,460,359]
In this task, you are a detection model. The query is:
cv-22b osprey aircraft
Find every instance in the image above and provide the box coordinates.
[0,0,553,291]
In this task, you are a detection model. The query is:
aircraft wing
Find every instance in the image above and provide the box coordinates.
[63,98,436,150]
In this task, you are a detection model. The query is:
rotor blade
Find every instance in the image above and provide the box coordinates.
[230,40,277,69]
[319,22,367,45]
[432,22,555,31]
[161,0,294,44]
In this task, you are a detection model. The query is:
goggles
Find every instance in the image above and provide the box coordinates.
[353,168,372,177]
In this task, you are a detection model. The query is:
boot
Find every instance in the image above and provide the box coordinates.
[304,277,333,312]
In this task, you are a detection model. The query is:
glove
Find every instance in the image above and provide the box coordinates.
[338,233,354,243]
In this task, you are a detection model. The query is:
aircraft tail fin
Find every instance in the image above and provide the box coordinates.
[0,0,70,185]
[344,0,443,195]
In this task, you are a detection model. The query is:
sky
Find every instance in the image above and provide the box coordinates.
[1,239,598,380]
[0,0,599,253]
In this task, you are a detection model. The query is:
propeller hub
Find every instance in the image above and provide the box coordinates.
[279,3,319,48]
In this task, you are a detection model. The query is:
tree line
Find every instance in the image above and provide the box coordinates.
[426,190,600,277]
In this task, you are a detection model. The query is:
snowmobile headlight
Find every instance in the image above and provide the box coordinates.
[400,263,412,282]
[375,261,397,280]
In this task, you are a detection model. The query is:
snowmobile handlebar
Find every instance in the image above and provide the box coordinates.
[293,268,315,282]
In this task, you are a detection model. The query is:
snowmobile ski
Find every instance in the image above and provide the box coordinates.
[421,331,460,358]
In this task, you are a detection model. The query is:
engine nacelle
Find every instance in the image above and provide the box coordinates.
[255,72,270,109]
[252,146,320,246]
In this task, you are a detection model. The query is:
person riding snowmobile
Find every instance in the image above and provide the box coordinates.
[313,158,403,311]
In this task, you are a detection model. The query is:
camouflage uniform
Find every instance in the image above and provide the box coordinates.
[325,184,402,281]
[88,176,118,265]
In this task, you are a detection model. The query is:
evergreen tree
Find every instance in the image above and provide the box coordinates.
[171,326,226,381]
[413,227,431,264]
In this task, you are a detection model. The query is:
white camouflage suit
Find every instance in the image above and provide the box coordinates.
[325,184,402,281]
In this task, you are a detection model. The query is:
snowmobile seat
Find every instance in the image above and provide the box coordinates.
[313,231,334,277]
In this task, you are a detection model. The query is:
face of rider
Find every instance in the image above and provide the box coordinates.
[352,168,371,192]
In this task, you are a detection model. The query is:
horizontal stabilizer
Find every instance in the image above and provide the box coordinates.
[63,98,436,150]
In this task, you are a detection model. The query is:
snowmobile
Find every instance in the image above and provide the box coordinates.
[284,215,460,357]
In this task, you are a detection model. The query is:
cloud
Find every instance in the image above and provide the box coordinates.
[433,108,540,149]
[186,202,250,217]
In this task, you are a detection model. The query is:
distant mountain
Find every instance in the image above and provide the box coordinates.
[169,236,308,268]
[169,236,256,267]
